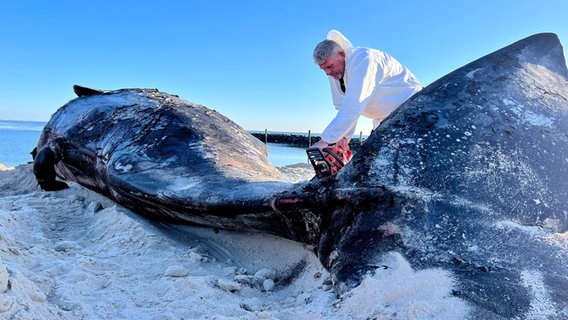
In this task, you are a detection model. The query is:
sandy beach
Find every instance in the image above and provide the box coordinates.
[0,164,468,319]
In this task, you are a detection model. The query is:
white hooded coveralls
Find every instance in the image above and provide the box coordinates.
[320,30,423,143]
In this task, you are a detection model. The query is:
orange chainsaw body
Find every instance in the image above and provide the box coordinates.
[306,145,353,178]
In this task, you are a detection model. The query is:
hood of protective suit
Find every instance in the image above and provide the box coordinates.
[327,30,353,54]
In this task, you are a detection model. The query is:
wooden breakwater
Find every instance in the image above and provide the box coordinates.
[249,130,367,150]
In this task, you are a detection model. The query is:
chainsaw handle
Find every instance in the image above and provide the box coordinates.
[322,147,345,167]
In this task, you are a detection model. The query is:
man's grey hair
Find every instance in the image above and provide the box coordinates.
[313,39,342,65]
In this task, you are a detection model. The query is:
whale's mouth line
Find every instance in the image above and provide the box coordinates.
[272,186,391,214]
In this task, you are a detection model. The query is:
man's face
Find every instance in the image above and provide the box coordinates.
[318,51,346,80]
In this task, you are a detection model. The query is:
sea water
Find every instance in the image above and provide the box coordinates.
[0,120,308,167]
[0,120,45,167]
[265,143,308,166]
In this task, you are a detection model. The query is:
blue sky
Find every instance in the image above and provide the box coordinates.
[1,1,567,135]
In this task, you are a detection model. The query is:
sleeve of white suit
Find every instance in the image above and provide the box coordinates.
[321,50,384,143]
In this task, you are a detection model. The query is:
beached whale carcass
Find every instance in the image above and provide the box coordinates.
[33,33,568,319]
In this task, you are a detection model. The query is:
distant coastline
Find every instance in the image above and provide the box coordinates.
[0,119,46,131]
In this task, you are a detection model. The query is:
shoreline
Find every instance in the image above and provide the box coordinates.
[0,163,14,171]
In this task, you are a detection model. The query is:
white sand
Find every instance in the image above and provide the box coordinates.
[0,164,469,319]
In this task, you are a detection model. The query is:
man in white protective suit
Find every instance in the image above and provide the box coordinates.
[310,30,423,152]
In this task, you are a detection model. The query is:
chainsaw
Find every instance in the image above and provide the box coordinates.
[306,144,353,178]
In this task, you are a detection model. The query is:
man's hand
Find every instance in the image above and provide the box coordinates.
[337,137,350,150]
[310,137,349,150]
[311,139,329,149]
